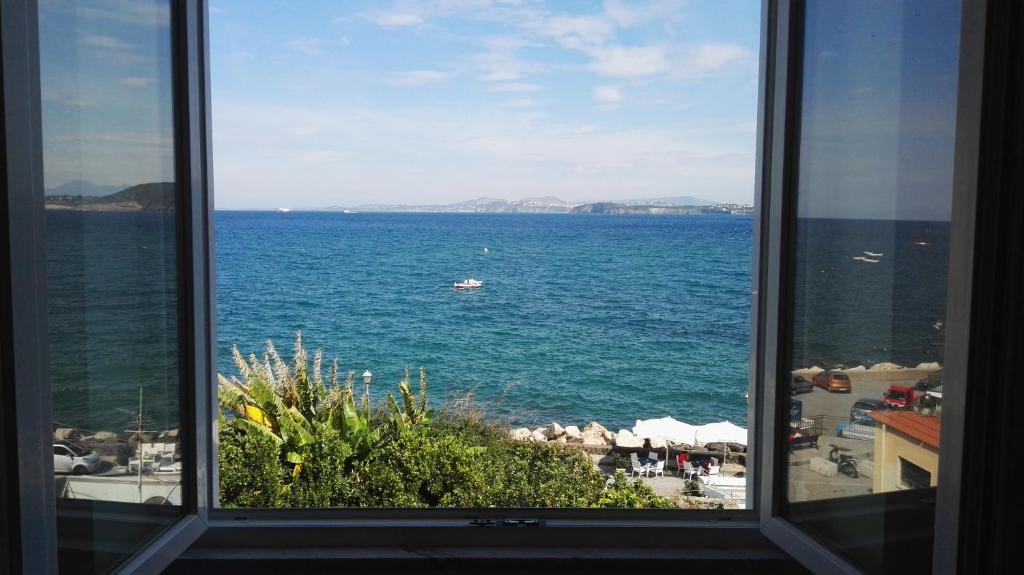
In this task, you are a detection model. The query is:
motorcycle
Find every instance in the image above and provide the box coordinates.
[828,444,860,478]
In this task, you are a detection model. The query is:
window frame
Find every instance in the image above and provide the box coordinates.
[1,1,215,573]
[2,0,999,572]
[754,1,986,574]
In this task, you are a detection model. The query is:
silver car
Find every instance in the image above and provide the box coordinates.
[53,443,101,475]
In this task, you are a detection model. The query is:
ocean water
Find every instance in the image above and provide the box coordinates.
[47,211,950,432]
[215,212,754,432]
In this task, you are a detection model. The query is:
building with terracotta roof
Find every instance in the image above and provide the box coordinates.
[868,411,941,493]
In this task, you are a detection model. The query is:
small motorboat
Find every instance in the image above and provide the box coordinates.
[453,278,483,290]
[863,251,883,257]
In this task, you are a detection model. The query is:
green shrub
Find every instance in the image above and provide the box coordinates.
[218,421,286,508]
[217,334,678,510]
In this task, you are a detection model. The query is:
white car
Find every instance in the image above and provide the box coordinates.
[53,443,101,475]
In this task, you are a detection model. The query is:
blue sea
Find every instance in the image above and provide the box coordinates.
[215,212,753,432]
[47,211,950,432]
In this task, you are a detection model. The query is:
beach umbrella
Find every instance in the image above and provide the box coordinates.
[695,421,748,467]
[695,421,747,445]
[632,417,698,464]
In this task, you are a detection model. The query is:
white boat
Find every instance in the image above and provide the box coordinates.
[863,251,883,257]
[453,278,483,290]
[852,256,880,263]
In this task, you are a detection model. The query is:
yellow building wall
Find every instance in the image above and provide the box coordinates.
[872,424,940,493]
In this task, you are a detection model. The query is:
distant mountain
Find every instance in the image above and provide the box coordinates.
[347,196,579,213]
[46,179,127,197]
[45,182,175,212]
[570,202,703,215]
[314,195,741,214]
[616,195,716,206]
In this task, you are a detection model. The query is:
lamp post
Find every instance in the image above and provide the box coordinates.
[362,370,373,417]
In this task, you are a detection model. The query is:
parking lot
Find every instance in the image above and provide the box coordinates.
[787,367,938,500]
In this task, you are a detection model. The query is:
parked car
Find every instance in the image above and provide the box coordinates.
[813,370,852,393]
[850,398,888,426]
[53,442,101,475]
[914,370,943,391]
[790,375,813,395]
[883,385,917,409]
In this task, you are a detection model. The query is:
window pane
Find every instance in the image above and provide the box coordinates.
[39,0,184,572]
[782,1,960,573]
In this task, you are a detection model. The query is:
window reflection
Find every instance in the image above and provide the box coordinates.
[39,0,183,572]
[783,1,960,573]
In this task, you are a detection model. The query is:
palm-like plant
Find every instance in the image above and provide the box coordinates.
[218,333,375,469]
[385,366,434,434]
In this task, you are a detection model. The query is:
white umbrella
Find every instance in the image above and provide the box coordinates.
[695,421,748,468]
[695,421,748,445]
[632,417,699,466]
[632,416,698,446]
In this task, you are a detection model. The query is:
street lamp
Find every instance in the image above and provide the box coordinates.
[362,370,373,416]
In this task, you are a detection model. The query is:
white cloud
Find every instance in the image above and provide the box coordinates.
[285,38,324,56]
[76,0,170,28]
[368,11,424,28]
[592,85,624,108]
[339,36,352,47]
[500,98,542,109]
[387,70,456,86]
[589,44,670,78]
[487,82,544,93]
[119,77,155,87]
[683,43,753,76]
[81,34,134,51]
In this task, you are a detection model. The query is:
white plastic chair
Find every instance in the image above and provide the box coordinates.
[648,451,659,462]
[704,465,721,485]
[630,453,649,477]
[651,460,666,478]
[682,461,698,480]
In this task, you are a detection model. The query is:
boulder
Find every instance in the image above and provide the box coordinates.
[583,421,608,435]
[510,427,531,441]
[160,428,180,439]
[582,430,608,446]
[555,436,567,444]
[614,429,644,448]
[870,362,903,371]
[544,422,565,440]
[796,365,825,375]
[916,362,941,371]
[844,365,867,372]
[648,437,667,449]
[94,431,118,442]
[564,425,582,440]
[809,456,838,477]
[53,428,80,442]
[726,442,747,453]
[530,428,548,443]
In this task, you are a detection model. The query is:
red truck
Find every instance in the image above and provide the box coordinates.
[883,385,916,409]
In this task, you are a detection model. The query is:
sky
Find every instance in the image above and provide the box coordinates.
[208,0,762,209]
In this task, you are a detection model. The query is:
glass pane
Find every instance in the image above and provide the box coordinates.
[782,1,960,573]
[39,0,184,572]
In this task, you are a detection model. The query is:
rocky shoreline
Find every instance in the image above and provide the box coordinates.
[53,426,180,466]
[507,420,747,459]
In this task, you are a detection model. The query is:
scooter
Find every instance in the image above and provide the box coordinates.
[828,444,860,478]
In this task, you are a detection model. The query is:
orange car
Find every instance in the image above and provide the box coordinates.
[813,371,852,393]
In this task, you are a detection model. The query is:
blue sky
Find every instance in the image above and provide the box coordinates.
[209,1,761,209]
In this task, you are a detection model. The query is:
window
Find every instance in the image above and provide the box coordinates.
[2,0,1015,573]
[770,0,966,573]
[899,457,931,490]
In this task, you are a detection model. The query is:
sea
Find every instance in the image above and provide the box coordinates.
[47,211,950,433]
